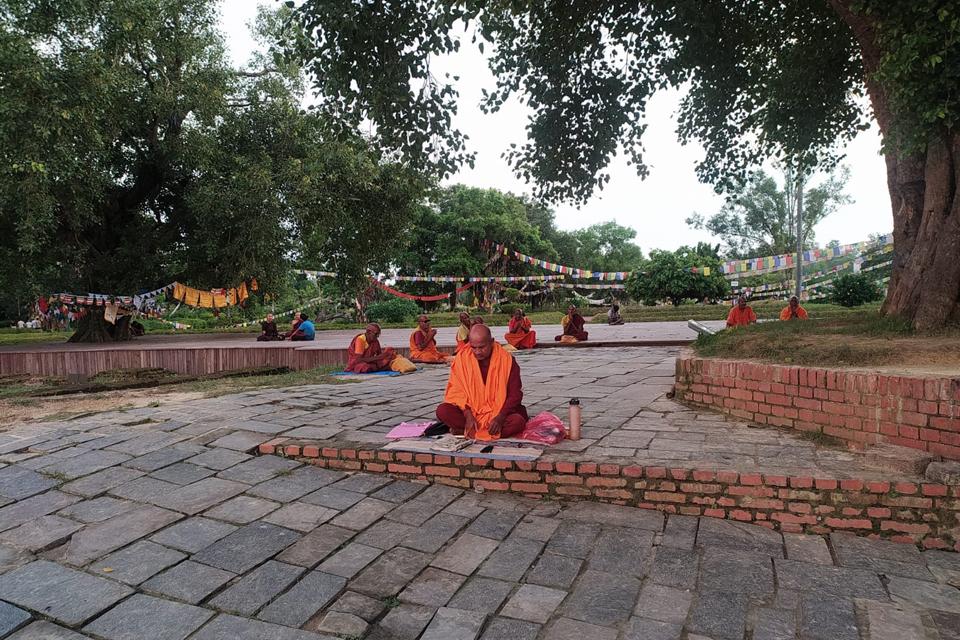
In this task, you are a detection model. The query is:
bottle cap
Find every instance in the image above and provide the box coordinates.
[569,398,580,405]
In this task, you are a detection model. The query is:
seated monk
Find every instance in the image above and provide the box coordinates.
[455,312,472,353]
[779,295,808,321]
[607,303,624,325]
[346,323,396,372]
[726,296,757,328]
[257,313,281,341]
[504,308,536,349]
[281,310,302,340]
[555,305,588,342]
[436,325,528,441]
[409,314,452,363]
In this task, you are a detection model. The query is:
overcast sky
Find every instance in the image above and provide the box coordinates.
[220,1,893,255]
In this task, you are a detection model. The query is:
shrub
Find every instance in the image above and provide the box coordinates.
[828,273,884,307]
[366,298,421,323]
[503,288,522,303]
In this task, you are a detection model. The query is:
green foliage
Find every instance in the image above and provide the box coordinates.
[553,221,644,272]
[366,299,421,324]
[627,247,730,306]
[828,273,885,307]
[291,1,869,200]
[0,1,425,321]
[686,168,852,258]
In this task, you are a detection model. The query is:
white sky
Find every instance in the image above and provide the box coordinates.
[220,1,893,255]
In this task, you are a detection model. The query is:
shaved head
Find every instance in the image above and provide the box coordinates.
[468,324,494,362]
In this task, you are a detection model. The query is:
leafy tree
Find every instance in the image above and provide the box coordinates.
[561,221,644,272]
[686,168,852,258]
[0,1,424,334]
[627,247,730,306]
[290,0,960,329]
[829,273,884,307]
[366,298,421,324]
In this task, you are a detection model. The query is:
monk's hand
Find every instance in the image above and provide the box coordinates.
[464,410,478,439]
[488,414,505,437]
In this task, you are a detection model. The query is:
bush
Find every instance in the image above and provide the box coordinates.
[366,298,421,324]
[503,288,521,303]
[829,273,884,307]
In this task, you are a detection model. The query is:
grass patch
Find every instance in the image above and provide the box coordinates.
[169,365,348,398]
[695,313,960,369]
[40,470,70,483]
[382,596,401,609]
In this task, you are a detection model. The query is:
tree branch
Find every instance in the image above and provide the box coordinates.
[235,68,280,78]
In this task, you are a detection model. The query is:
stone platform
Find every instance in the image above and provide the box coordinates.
[0,346,958,638]
[0,320,711,378]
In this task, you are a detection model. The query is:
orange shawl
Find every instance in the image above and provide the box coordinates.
[409,329,449,362]
[443,342,513,441]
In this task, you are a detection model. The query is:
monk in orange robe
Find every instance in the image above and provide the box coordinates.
[779,296,808,321]
[409,315,453,363]
[346,323,396,372]
[555,305,588,342]
[436,325,528,441]
[504,308,537,349]
[726,296,757,327]
[455,312,472,353]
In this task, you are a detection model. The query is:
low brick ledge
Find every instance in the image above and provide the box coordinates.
[674,357,960,461]
[258,440,960,551]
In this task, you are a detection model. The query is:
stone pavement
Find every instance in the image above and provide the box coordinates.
[0,346,958,638]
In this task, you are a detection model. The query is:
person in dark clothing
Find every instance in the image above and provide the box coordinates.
[257,313,281,341]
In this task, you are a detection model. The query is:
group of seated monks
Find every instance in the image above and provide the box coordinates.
[341,305,596,374]
[257,312,315,341]
[726,295,809,328]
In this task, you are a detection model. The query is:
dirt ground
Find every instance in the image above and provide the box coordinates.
[0,388,206,430]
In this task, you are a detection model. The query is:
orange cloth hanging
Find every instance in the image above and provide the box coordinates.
[250,278,259,291]
[185,288,201,307]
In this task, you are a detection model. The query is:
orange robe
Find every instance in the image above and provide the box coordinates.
[726,305,757,327]
[504,317,537,349]
[779,305,808,321]
[346,334,395,372]
[409,329,452,363]
[455,323,471,353]
[443,342,514,441]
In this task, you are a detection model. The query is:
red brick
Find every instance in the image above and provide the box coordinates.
[824,517,873,530]
[395,452,414,462]
[740,498,784,510]
[433,455,453,465]
[301,445,320,458]
[669,468,690,481]
[425,466,461,478]
[790,477,814,489]
[554,461,577,474]
[598,464,620,476]
[728,485,775,497]
[739,473,762,486]
[930,416,960,432]
[578,463,598,475]
[328,459,361,470]
[516,461,536,472]
[511,482,548,493]
[881,521,930,534]
[773,512,818,525]
[365,462,387,473]
[716,471,739,484]
[929,442,960,459]
[474,480,509,492]
[586,477,627,488]
[465,469,502,480]
[788,502,812,514]
[387,463,422,474]
[504,471,541,482]
[839,479,864,490]
[284,445,301,457]
[894,482,918,495]
[535,461,554,472]
[764,475,788,487]
[867,507,892,518]
[730,510,753,521]
[703,508,726,518]
[645,467,668,479]
[555,485,591,496]
[841,507,862,516]
[814,479,838,490]
[680,482,722,494]
[594,488,633,500]
[866,481,891,493]
[622,465,644,478]
[493,459,514,470]
[341,448,358,459]
[923,538,951,550]
[645,491,687,503]
[921,484,948,497]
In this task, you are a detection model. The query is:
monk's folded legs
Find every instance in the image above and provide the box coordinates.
[435,403,526,439]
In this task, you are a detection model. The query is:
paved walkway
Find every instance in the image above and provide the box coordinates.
[1,348,958,638]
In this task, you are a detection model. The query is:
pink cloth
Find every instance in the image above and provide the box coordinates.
[386,421,433,439]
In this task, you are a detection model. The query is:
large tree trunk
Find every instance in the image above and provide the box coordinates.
[831,1,960,329]
[881,138,960,328]
[68,308,132,343]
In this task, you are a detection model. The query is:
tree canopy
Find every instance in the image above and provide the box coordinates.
[627,246,730,306]
[686,168,852,259]
[290,0,960,328]
[0,0,425,322]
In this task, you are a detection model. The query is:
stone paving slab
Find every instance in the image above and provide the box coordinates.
[0,346,957,639]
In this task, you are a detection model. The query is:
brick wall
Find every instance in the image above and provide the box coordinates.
[259,441,960,551]
[674,358,960,461]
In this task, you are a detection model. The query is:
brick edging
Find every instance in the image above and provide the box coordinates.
[258,440,959,551]
[674,357,960,461]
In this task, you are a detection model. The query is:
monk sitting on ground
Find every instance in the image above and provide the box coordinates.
[257,313,281,341]
[504,308,537,349]
[607,303,624,325]
[779,295,808,321]
[726,296,757,327]
[281,310,302,340]
[555,305,589,342]
[436,325,528,441]
[455,312,472,352]
[288,313,315,341]
[409,315,452,363]
[346,323,396,372]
